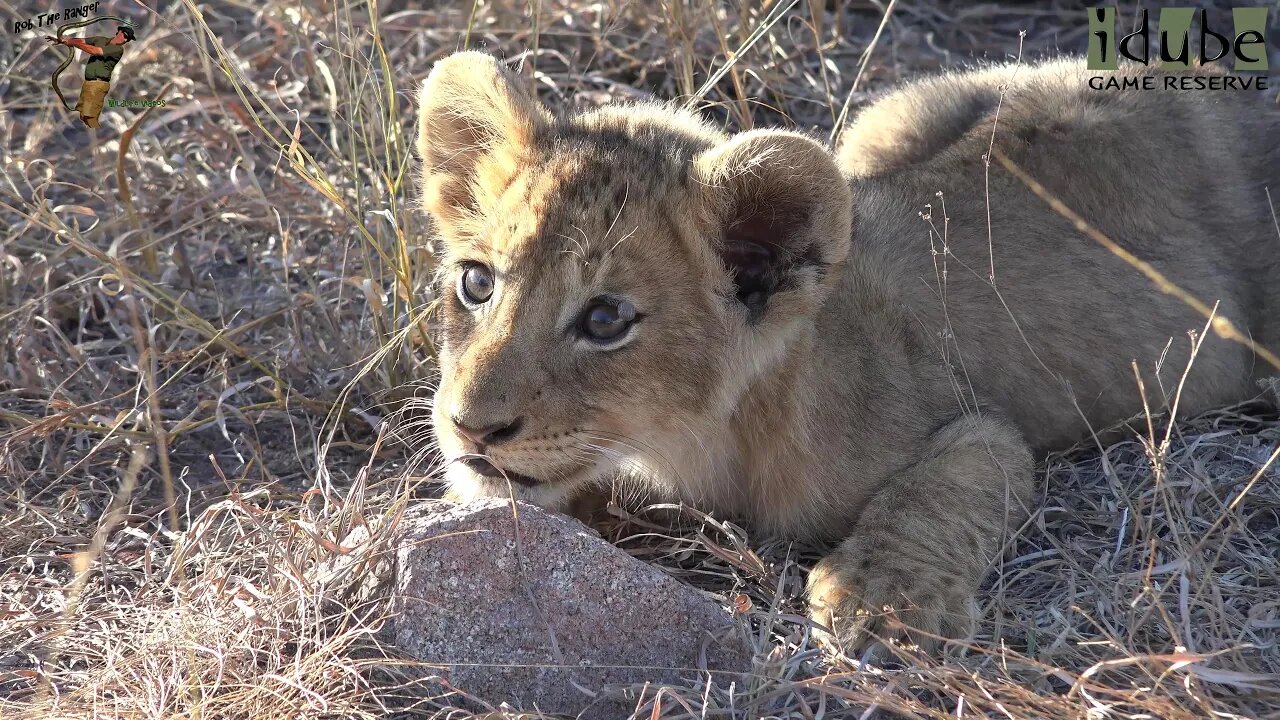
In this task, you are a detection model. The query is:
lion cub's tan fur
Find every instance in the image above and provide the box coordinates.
[416,53,1280,651]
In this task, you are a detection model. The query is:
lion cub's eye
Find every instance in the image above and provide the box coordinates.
[578,298,638,344]
[458,263,495,306]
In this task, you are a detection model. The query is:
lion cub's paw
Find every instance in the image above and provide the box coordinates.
[806,542,977,658]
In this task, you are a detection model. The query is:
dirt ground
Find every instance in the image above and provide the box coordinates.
[2,1,1278,717]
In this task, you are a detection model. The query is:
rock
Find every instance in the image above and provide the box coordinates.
[381,497,752,717]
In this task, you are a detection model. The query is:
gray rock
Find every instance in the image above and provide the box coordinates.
[381,497,752,717]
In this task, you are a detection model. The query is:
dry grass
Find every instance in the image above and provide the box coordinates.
[1,0,1277,717]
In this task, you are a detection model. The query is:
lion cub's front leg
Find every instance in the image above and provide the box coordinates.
[807,413,1035,655]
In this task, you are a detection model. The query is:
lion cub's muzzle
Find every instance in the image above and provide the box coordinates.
[445,412,544,486]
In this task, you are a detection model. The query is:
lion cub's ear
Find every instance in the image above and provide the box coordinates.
[417,52,551,234]
[694,130,852,321]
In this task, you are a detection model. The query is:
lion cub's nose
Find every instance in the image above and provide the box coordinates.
[450,415,525,447]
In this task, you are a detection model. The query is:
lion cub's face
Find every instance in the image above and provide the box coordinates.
[417,52,852,507]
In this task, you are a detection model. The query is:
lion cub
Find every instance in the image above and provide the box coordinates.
[416,53,1279,652]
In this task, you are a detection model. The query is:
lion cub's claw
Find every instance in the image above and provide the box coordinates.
[805,547,975,660]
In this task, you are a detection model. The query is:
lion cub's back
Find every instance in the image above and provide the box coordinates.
[837,60,1279,447]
